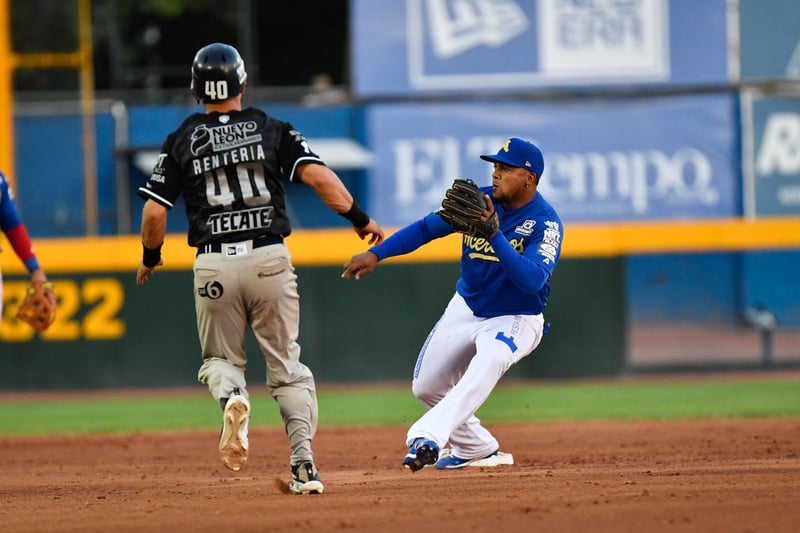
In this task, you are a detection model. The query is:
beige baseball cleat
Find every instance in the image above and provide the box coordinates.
[219,394,250,471]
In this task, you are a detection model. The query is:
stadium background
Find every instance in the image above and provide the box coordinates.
[1,0,800,390]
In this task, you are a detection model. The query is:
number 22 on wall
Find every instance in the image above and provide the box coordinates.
[0,278,125,342]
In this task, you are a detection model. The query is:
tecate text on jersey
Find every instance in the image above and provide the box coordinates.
[207,206,274,234]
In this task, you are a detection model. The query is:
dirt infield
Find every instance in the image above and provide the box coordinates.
[1,418,798,532]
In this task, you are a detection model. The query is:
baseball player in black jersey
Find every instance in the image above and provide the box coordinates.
[135,42,384,495]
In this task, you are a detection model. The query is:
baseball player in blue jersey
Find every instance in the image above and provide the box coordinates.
[342,137,563,471]
[0,171,53,326]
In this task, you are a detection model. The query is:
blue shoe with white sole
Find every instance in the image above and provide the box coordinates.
[434,449,514,469]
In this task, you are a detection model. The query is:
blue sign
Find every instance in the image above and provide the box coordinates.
[352,0,730,97]
[366,93,739,225]
[740,0,800,80]
[751,97,800,216]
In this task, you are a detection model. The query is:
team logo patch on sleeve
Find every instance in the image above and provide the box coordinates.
[515,219,536,236]
[539,220,562,264]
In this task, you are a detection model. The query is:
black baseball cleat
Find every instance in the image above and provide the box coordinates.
[403,438,439,472]
[289,461,324,494]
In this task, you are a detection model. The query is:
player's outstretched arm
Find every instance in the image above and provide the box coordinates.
[297,164,384,245]
[353,218,384,245]
[343,212,451,283]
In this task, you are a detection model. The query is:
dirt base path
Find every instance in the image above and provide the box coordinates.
[1,419,798,532]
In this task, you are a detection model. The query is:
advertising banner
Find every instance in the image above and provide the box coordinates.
[739,0,800,80]
[351,0,729,97]
[366,93,739,225]
[749,96,800,216]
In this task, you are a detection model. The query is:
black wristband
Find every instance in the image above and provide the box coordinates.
[142,242,163,268]
[339,201,370,229]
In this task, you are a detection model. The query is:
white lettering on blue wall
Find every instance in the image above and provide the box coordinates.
[756,113,800,176]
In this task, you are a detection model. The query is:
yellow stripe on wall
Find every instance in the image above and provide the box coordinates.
[2,217,800,274]
[565,217,800,257]
[0,230,464,274]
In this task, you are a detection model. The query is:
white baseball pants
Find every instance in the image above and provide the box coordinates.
[407,292,544,459]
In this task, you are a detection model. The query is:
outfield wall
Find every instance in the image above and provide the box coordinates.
[4,222,800,390]
[0,256,624,390]
[6,81,800,386]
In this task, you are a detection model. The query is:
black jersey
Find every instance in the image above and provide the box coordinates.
[138,108,325,247]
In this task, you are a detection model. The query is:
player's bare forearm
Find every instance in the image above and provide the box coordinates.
[299,164,384,244]
[297,164,353,213]
[342,251,379,280]
[140,200,167,248]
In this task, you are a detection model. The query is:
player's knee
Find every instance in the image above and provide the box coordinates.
[197,356,247,403]
[411,380,426,400]
[411,378,443,405]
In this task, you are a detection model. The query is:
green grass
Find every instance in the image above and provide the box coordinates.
[479,379,800,421]
[0,376,798,437]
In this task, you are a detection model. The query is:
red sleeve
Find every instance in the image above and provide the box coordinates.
[6,223,37,265]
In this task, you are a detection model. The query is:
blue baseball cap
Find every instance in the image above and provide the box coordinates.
[480,138,545,178]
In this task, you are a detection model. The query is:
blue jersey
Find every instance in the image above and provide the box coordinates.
[0,171,24,232]
[456,187,562,317]
[370,186,563,318]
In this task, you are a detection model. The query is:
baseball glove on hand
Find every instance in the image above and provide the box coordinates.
[16,281,57,332]
[438,178,499,239]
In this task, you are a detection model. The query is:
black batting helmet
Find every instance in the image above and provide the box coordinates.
[190,43,247,103]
